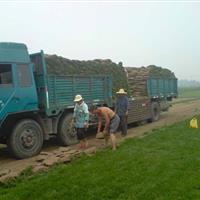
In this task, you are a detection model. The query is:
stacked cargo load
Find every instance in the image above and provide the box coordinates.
[44,55,176,99]
[125,67,150,97]
[125,65,176,98]
[45,55,128,95]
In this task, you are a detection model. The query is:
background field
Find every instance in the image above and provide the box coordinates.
[178,87,200,98]
[1,118,200,200]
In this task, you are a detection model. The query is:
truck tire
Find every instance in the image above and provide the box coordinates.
[150,102,160,122]
[7,119,43,159]
[57,113,78,146]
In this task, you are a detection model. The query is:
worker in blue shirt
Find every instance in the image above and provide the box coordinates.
[73,94,89,149]
[115,89,129,136]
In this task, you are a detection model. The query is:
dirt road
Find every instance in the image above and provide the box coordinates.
[0,99,200,181]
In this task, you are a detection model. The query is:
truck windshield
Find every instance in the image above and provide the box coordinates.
[0,64,12,86]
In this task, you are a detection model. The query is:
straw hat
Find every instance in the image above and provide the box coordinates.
[74,94,83,102]
[116,88,127,94]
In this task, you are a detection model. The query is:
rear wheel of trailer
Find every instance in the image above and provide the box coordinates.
[149,102,160,122]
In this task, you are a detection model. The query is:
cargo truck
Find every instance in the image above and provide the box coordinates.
[0,42,112,158]
[0,42,178,159]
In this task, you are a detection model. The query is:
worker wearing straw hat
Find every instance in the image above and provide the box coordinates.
[115,88,129,136]
[73,94,89,149]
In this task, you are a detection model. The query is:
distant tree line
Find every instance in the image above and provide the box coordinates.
[178,79,200,88]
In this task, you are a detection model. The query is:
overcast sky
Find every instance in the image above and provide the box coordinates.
[0,1,200,81]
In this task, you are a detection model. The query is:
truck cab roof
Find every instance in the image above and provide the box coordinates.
[0,42,30,64]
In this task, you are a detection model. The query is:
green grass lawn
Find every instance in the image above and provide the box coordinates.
[178,87,200,98]
[1,119,200,200]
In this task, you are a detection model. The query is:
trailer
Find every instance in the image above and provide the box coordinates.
[125,70,178,124]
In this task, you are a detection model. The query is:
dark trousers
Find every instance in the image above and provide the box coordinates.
[76,128,86,140]
[119,115,127,136]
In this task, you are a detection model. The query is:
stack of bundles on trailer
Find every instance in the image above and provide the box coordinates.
[125,65,176,97]
[45,55,128,95]
[125,67,149,97]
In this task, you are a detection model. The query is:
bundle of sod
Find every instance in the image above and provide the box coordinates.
[125,65,176,97]
[45,55,128,95]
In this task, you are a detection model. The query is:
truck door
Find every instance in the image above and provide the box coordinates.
[0,64,15,121]
[0,63,38,123]
[14,63,38,111]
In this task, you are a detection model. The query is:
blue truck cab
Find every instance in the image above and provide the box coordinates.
[0,43,38,124]
[0,42,112,158]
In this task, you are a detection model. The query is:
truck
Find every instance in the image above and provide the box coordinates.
[0,42,112,158]
[0,42,178,159]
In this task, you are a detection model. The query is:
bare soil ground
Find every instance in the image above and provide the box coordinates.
[0,99,200,181]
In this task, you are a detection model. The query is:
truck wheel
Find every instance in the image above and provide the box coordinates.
[7,119,43,159]
[150,102,160,122]
[58,113,78,146]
